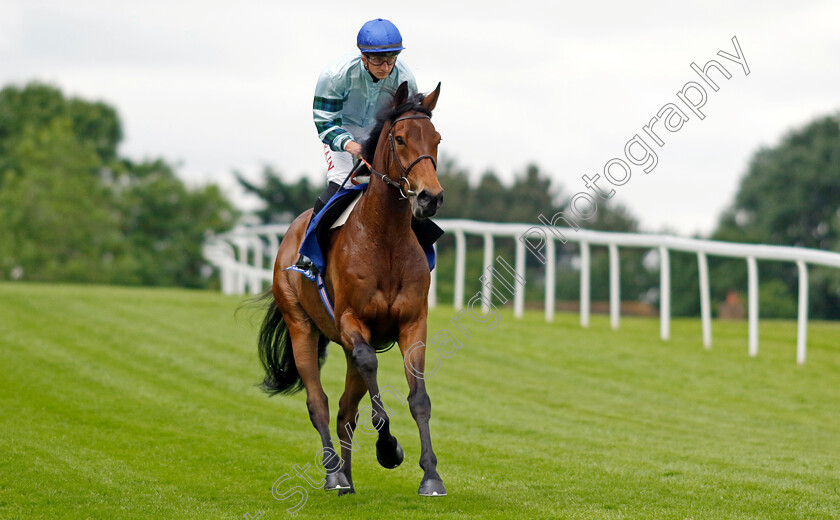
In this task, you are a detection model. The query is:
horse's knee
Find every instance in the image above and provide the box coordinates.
[336,404,357,430]
[306,392,329,426]
[408,390,431,421]
[352,343,377,375]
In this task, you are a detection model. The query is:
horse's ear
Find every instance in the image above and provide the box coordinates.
[393,81,410,107]
[421,82,441,112]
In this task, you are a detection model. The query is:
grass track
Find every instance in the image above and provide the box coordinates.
[1,282,839,519]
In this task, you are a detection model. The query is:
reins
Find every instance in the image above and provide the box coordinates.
[356,114,437,200]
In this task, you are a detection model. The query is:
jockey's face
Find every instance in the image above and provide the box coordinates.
[362,53,397,80]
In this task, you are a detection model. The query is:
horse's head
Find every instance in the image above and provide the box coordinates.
[380,82,444,219]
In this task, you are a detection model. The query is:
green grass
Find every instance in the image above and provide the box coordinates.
[1,282,839,519]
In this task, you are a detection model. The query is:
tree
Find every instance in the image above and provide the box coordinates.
[113,159,238,287]
[236,166,321,224]
[507,164,558,223]
[0,119,122,282]
[0,81,236,287]
[553,198,655,305]
[712,113,840,319]
[0,82,121,174]
[715,115,840,249]
[427,159,652,306]
[429,154,475,220]
[471,171,509,222]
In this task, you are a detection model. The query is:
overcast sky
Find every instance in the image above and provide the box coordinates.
[2,0,838,236]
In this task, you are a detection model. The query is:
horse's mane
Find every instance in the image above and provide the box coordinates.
[361,93,431,164]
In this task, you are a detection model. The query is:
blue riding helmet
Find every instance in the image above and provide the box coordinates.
[357,18,405,53]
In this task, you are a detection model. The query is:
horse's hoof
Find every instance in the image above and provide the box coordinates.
[324,472,351,491]
[376,437,404,469]
[337,487,356,497]
[418,478,447,496]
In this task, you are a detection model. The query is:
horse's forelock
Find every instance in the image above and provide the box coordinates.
[361,93,432,163]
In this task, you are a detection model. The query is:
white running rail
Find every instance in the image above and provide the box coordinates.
[204,219,840,364]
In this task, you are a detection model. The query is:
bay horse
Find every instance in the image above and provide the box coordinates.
[258,81,446,496]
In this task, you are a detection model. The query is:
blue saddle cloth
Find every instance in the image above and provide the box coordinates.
[298,183,441,275]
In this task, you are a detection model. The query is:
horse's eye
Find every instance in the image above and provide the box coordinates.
[395,136,405,145]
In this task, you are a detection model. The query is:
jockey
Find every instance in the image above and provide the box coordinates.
[295,18,418,273]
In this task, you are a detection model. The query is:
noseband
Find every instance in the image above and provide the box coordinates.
[362,114,437,200]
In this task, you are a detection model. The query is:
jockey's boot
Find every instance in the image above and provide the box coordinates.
[294,208,317,275]
[293,182,340,276]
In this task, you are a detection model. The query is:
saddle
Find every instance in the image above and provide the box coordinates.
[285,184,443,319]
[297,184,443,276]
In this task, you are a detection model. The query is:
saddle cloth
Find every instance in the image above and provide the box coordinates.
[284,184,443,320]
[297,183,442,276]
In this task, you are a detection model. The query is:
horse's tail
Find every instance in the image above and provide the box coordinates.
[257,296,328,396]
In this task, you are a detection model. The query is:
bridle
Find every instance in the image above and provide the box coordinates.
[358,114,437,200]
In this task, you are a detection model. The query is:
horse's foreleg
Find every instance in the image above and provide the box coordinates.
[339,316,405,475]
[399,322,446,496]
[333,351,368,495]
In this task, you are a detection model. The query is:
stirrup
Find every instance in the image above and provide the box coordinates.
[288,254,318,281]
[295,254,313,269]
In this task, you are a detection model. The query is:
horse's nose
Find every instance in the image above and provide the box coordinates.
[417,190,444,214]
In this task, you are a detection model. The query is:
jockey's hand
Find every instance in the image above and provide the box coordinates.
[344,141,363,159]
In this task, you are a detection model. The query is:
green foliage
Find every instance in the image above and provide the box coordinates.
[668,251,702,317]
[716,115,840,249]
[436,160,564,224]
[434,156,473,219]
[236,165,321,223]
[712,113,840,319]
[758,278,798,319]
[426,158,655,305]
[0,82,121,172]
[0,119,122,283]
[471,171,509,221]
[113,159,238,287]
[0,81,237,287]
